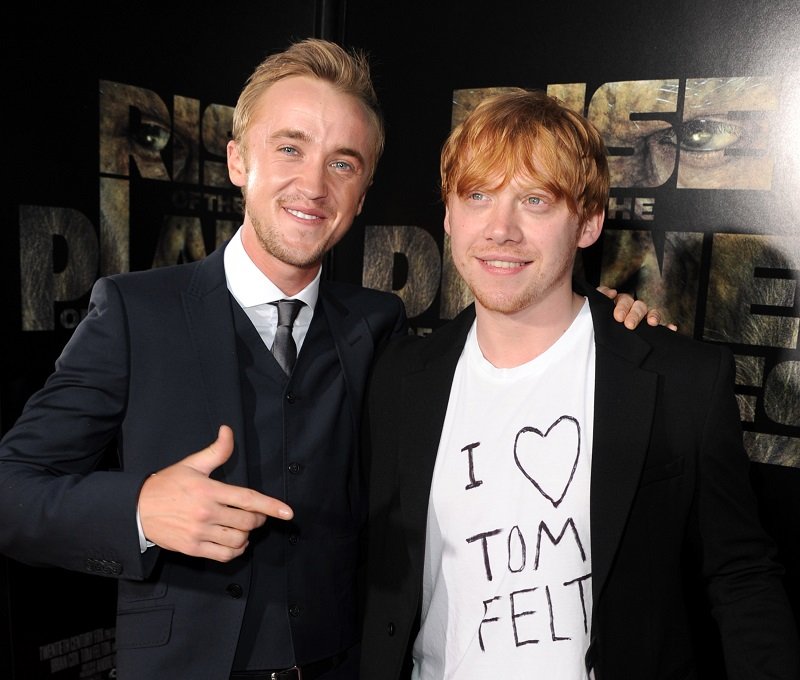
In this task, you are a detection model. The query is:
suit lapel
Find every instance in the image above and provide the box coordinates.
[181,245,248,486]
[585,289,658,605]
[318,282,374,440]
[398,307,476,569]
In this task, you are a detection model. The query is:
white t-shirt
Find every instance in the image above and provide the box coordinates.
[412,299,596,680]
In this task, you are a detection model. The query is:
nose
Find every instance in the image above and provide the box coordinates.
[295,160,328,200]
[484,201,521,243]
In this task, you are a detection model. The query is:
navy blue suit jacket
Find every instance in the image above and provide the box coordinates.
[0,243,407,678]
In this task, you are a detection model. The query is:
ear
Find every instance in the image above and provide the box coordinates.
[355,190,367,216]
[227,139,247,188]
[443,206,452,236]
[577,211,604,249]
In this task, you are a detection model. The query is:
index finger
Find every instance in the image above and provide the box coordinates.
[222,485,294,520]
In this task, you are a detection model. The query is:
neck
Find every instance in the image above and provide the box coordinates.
[474,291,586,368]
[241,224,321,296]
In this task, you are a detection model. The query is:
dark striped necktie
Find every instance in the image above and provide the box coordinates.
[270,299,304,374]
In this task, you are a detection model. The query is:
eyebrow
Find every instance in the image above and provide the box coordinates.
[272,127,366,168]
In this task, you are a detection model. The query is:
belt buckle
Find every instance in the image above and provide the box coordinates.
[271,666,302,680]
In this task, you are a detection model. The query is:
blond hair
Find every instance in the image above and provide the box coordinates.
[232,38,384,178]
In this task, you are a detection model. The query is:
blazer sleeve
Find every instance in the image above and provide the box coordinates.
[0,276,153,578]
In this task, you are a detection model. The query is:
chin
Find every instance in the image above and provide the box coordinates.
[474,293,529,314]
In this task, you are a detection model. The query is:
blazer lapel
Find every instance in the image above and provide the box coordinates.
[317,282,375,441]
[398,307,476,570]
[585,289,659,605]
[181,245,248,486]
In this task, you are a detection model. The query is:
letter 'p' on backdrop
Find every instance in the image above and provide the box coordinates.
[2,1,798,677]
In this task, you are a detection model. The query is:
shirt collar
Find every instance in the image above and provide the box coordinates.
[224,226,320,310]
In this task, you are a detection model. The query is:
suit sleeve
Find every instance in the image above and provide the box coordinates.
[698,346,800,678]
[0,277,153,578]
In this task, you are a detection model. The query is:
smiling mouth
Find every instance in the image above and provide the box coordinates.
[286,208,322,221]
[481,259,528,269]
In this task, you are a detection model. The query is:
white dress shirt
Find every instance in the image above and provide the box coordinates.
[224,225,319,353]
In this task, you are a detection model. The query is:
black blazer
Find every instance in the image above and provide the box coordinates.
[0,242,408,679]
[360,286,799,680]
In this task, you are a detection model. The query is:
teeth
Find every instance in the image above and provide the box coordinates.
[484,259,524,268]
[287,208,318,220]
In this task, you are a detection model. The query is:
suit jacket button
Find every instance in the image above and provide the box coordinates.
[226,583,243,599]
[286,391,296,403]
[289,604,301,617]
[287,461,302,474]
[388,622,395,636]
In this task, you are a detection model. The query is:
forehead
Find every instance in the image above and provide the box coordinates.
[249,76,377,155]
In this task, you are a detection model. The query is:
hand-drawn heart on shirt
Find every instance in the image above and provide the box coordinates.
[513,415,581,508]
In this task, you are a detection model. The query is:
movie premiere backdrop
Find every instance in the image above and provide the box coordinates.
[2,1,798,677]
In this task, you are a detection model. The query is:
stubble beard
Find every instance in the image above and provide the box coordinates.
[464,255,576,315]
[249,207,331,270]
[471,280,539,314]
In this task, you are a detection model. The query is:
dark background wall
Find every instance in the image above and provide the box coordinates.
[2,1,798,677]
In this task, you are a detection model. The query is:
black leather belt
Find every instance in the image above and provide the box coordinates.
[230,649,348,680]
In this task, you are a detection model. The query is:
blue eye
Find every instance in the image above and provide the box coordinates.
[331,160,354,171]
[527,196,542,205]
[468,192,486,201]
